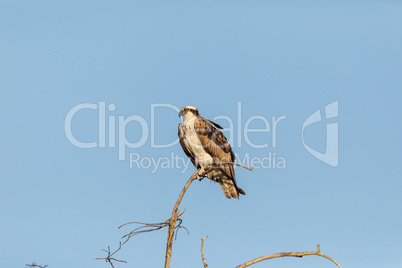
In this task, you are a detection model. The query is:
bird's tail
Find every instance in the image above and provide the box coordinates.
[219,178,246,199]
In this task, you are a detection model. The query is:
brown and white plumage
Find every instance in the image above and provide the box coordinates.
[178,106,245,199]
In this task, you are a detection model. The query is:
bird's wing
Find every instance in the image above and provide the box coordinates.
[194,117,235,178]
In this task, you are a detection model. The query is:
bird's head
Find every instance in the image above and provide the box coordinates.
[179,106,199,119]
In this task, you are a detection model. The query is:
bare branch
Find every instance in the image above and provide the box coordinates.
[177,209,186,217]
[26,264,48,268]
[164,169,200,268]
[204,162,254,172]
[163,165,247,268]
[96,242,127,268]
[119,210,189,245]
[119,220,170,244]
[235,244,342,268]
[201,236,209,268]
[227,162,254,171]
[117,169,198,268]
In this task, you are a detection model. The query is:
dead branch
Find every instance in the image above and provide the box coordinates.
[118,169,207,268]
[164,164,248,268]
[95,242,127,268]
[119,213,189,244]
[206,162,254,171]
[26,263,48,268]
[164,169,201,268]
[201,236,209,268]
[227,162,255,171]
[235,244,342,268]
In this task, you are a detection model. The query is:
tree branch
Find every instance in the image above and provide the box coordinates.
[235,244,342,268]
[119,220,169,244]
[164,169,200,268]
[201,236,209,268]
[26,264,48,268]
[163,164,249,268]
[228,162,255,171]
[95,242,127,268]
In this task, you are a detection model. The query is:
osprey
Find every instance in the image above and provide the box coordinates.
[178,106,245,199]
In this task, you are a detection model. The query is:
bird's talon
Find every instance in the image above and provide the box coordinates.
[196,173,204,181]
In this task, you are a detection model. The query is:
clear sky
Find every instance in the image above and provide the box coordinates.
[1,1,401,268]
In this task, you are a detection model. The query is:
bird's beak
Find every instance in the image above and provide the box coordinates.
[179,110,184,117]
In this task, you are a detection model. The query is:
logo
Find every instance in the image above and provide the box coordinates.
[64,101,339,172]
[301,101,339,167]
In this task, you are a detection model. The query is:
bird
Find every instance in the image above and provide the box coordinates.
[178,106,245,199]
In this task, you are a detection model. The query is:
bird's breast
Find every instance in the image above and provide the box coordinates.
[183,119,213,167]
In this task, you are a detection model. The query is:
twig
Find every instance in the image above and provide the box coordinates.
[119,221,169,244]
[95,242,127,268]
[26,264,48,268]
[227,162,254,171]
[207,162,254,171]
[119,215,190,245]
[201,236,209,268]
[235,244,342,268]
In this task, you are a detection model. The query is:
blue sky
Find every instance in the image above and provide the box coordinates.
[1,1,401,268]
